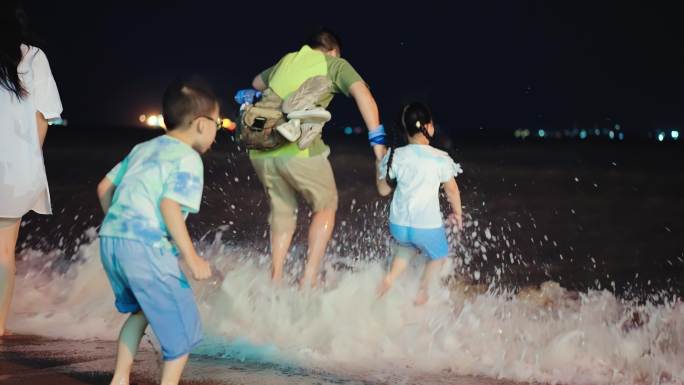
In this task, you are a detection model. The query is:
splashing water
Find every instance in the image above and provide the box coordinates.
[8,226,684,385]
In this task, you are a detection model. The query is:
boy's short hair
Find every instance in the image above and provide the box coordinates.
[162,76,218,130]
[305,28,342,54]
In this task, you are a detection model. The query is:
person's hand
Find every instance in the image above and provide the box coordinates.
[187,256,212,280]
[234,89,261,105]
[373,144,387,161]
[448,212,463,231]
[375,157,384,174]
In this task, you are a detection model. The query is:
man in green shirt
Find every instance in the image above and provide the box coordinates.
[249,29,386,288]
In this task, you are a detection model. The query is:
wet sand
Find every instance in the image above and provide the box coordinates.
[0,334,159,385]
[1,335,523,385]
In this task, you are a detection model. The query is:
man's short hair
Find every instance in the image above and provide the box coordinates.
[305,28,342,54]
[162,76,218,130]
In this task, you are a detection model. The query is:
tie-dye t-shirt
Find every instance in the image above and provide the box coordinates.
[99,135,203,250]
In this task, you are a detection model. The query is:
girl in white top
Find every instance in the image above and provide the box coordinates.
[376,102,463,305]
[0,4,63,336]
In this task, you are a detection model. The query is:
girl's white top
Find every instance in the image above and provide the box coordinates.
[0,45,62,217]
[379,144,462,228]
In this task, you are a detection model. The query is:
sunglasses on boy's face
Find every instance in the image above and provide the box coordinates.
[197,116,222,131]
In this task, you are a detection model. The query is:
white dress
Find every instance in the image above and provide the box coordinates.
[0,45,62,218]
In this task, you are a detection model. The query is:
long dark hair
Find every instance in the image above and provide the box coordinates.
[385,102,434,187]
[0,2,37,99]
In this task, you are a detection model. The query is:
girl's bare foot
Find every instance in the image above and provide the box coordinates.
[414,288,429,306]
[377,276,393,297]
[298,277,317,291]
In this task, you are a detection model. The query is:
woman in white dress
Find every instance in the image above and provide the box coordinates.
[0,3,63,336]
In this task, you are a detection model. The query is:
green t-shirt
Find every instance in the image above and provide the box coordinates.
[99,135,204,251]
[250,45,364,159]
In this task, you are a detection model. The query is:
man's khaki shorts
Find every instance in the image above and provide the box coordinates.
[250,154,338,233]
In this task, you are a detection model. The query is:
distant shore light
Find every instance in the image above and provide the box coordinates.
[146,115,158,127]
[222,118,236,131]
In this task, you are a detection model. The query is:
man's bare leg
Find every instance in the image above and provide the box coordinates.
[270,229,295,284]
[299,208,335,288]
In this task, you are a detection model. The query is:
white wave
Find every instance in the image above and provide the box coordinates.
[8,231,684,385]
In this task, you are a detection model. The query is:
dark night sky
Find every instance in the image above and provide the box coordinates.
[22,1,684,133]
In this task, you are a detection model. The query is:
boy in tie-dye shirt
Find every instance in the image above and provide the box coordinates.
[96,77,221,385]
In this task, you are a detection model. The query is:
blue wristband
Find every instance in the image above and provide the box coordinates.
[368,124,386,146]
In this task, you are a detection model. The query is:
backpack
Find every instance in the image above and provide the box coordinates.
[237,89,287,150]
[236,76,333,151]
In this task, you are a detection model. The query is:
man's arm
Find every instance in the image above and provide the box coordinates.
[252,74,267,91]
[252,65,275,91]
[349,81,386,159]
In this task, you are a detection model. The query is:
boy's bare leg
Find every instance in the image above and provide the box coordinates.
[110,311,148,385]
[270,229,294,284]
[414,259,446,306]
[160,354,189,385]
[299,208,335,289]
[0,219,20,336]
[377,257,409,297]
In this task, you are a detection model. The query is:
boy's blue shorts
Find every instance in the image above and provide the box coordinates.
[99,236,202,361]
[389,223,449,260]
